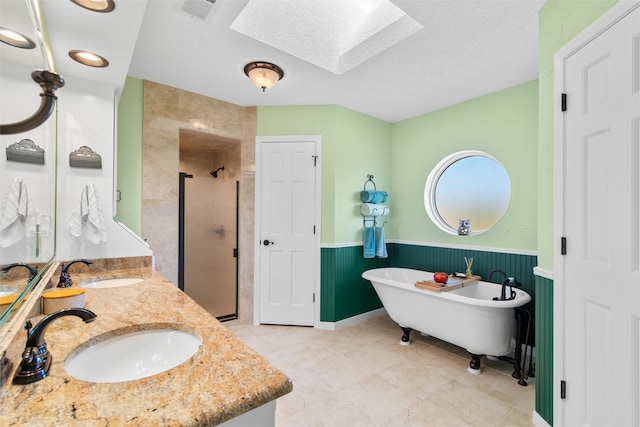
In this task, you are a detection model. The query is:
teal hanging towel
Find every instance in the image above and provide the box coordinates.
[375,226,387,258]
[363,226,376,258]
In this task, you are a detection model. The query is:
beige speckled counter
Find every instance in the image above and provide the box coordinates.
[0,268,292,426]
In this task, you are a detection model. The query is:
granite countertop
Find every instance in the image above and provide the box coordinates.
[0,269,292,426]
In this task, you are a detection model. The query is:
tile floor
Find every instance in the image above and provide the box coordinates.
[228,313,535,427]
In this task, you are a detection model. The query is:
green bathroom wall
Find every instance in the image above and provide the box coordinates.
[115,76,144,235]
[257,105,392,244]
[257,105,392,322]
[257,92,540,325]
[335,108,392,243]
[257,105,338,243]
[391,80,539,252]
[536,0,619,270]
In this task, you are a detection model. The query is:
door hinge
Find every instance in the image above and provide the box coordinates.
[313,293,315,303]
[233,248,238,258]
[560,380,566,399]
[561,237,567,255]
[313,225,316,234]
[561,93,567,112]
[312,155,318,166]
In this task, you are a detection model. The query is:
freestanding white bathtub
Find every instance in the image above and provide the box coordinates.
[362,267,531,373]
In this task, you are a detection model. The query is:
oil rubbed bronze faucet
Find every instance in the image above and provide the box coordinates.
[487,268,507,284]
[13,308,96,385]
[488,269,520,301]
[57,259,93,288]
[1,263,38,285]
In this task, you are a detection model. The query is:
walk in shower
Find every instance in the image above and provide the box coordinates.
[178,128,239,321]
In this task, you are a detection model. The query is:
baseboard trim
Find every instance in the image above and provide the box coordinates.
[532,410,551,427]
[316,308,386,331]
[320,240,537,256]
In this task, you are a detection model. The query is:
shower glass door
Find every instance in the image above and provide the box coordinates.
[179,130,239,321]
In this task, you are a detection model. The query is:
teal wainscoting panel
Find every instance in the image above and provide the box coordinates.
[535,275,553,426]
[320,243,538,329]
[390,243,537,297]
[320,246,388,322]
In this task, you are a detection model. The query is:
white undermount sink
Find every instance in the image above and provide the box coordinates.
[65,328,201,383]
[0,286,19,297]
[80,278,144,288]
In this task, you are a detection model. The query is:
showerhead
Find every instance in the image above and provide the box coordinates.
[210,166,224,178]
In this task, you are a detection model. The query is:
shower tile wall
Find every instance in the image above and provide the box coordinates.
[142,80,256,323]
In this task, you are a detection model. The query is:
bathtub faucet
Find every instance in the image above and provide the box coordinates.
[488,269,520,301]
[488,269,507,284]
[500,277,521,301]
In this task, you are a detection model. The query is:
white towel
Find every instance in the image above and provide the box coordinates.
[66,182,107,244]
[360,203,390,217]
[0,178,34,247]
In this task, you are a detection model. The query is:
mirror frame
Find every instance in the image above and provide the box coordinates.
[424,150,511,236]
[0,0,57,328]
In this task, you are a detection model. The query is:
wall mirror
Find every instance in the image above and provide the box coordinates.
[0,0,57,330]
[424,150,511,236]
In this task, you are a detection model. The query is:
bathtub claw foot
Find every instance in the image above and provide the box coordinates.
[468,353,482,374]
[467,365,482,375]
[400,327,412,345]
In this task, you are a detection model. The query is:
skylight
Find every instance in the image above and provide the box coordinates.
[230,0,422,74]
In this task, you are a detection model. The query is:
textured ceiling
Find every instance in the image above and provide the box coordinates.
[230,0,423,75]
[21,0,546,123]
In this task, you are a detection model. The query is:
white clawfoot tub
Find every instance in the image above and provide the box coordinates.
[362,268,531,374]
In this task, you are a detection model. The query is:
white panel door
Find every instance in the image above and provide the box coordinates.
[258,138,318,326]
[563,5,640,426]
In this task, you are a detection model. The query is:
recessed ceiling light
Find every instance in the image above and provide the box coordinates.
[68,50,109,67]
[189,118,212,129]
[0,27,36,49]
[69,0,115,13]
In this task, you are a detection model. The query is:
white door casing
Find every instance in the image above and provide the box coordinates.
[554,2,640,426]
[254,135,321,326]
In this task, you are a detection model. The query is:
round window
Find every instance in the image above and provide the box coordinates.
[424,150,511,236]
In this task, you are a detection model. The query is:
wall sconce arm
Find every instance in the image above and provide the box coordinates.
[0,70,65,135]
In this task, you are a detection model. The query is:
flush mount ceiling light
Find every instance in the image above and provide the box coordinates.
[70,0,115,12]
[68,50,109,67]
[243,61,284,92]
[0,27,36,49]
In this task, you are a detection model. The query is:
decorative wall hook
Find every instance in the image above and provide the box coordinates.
[69,146,102,169]
[6,139,45,164]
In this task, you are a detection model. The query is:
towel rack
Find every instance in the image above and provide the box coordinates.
[363,174,376,226]
[360,174,389,227]
[360,174,389,259]
[363,174,376,191]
